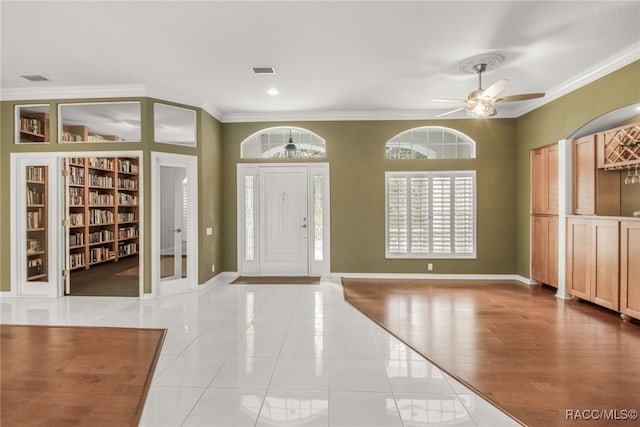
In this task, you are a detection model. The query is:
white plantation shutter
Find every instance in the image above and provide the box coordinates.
[387,177,408,253]
[386,171,476,258]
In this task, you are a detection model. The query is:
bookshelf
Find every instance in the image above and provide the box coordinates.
[26,166,48,281]
[17,105,50,144]
[66,156,139,270]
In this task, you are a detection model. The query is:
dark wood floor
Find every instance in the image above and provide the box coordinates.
[342,278,640,427]
[0,325,165,427]
[70,254,139,297]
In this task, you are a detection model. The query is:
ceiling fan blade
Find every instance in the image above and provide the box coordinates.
[436,107,465,118]
[480,79,509,99]
[432,98,466,103]
[496,93,545,103]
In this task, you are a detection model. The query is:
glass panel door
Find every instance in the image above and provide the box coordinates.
[153,152,197,296]
[26,165,49,282]
[158,164,189,290]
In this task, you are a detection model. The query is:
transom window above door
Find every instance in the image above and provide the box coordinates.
[241,127,326,159]
[386,126,476,159]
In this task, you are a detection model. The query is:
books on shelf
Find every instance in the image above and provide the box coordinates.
[89,209,115,225]
[26,166,46,182]
[70,252,85,268]
[27,209,44,229]
[89,190,114,206]
[88,173,114,188]
[27,186,45,205]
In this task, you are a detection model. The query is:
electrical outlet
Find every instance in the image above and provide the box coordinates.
[428,263,433,271]
[206,227,213,236]
[211,264,215,273]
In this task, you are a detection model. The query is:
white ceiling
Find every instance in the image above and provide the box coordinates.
[1,1,639,122]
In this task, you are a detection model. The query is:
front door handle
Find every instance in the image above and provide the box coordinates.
[172,228,182,233]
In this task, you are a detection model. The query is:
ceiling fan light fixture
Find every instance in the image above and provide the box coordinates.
[466,98,496,117]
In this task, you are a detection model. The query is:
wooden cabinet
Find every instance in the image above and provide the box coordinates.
[530,143,558,286]
[620,221,640,319]
[566,218,591,299]
[531,143,558,215]
[572,134,620,216]
[566,218,619,311]
[26,166,48,281]
[66,156,139,272]
[590,219,619,310]
[531,215,558,287]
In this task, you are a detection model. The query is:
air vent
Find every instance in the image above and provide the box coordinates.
[20,74,49,82]
[252,66,276,75]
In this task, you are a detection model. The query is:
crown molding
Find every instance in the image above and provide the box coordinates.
[221,110,440,123]
[0,84,224,121]
[1,45,636,123]
[0,84,147,101]
[510,44,640,117]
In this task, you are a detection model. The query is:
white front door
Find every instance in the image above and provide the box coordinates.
[259,166,309,275]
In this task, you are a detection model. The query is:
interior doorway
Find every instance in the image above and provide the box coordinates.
[151,152,198,297]
[63,155,141,297]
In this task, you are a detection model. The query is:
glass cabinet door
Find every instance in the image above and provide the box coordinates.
[25,165,49,282]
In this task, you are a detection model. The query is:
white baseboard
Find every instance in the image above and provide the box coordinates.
[333,272,533,283]
[199,271,237,289]
[0,290,17,298]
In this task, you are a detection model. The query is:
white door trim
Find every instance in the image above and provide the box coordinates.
[237,163,330,277]
[9,151,144,299]
[151,152,198,297]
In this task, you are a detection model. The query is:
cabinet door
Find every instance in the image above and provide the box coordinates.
[531,215,558,287]
[573,136,595,215]
[530,148,547,215]
[566,218,591,299]
[531,216,547,282]
[547,216,558,287]
[591,220,619,310]
[621,221,640,319]
[546,144,558,215]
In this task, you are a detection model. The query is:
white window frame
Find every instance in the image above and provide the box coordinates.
[240,127,326,159]
[385,126,476,159]
[385,170,477,259]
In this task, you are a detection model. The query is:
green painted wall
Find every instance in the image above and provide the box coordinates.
[0,97,222,293]
[2,60,636,292]
[199,108,223,281]
[222,119,518,274]
[515,60,640,277]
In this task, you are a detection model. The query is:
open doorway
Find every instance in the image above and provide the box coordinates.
[63,155,141,297]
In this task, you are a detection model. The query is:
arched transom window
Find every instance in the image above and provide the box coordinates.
[386,126,476,159]
[241,127,326,159]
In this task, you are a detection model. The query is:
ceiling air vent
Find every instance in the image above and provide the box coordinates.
[252,66,276,75]
[20,74,49,82]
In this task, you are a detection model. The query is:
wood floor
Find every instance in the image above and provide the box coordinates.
[342,278,640,427]
[70,254,139,297]
[1,325,165,427]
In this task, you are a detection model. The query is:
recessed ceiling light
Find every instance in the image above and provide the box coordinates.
[267,88,280,96]
[20,74,49,82]
[252,66,276,75]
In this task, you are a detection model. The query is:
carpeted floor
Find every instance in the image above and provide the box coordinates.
[231,276,320,285]
[0,324,165,427]
[342,277,640,427]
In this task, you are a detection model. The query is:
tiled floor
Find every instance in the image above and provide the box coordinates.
[1,277,519,427]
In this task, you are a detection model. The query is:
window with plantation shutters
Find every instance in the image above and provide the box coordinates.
[386,171,476,259]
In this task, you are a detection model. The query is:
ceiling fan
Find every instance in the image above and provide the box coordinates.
[433,63,545,118]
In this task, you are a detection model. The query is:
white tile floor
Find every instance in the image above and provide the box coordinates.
[1,277,520,427]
